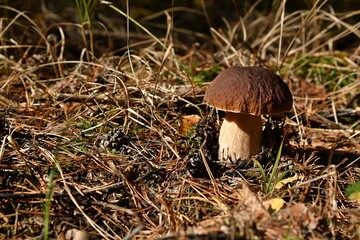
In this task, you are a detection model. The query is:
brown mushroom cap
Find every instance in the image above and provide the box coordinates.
[204,67,293,115]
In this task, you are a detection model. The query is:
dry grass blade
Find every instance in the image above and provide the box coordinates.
[39,147,112,239]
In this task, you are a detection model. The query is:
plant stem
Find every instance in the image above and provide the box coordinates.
[43,169,55,240]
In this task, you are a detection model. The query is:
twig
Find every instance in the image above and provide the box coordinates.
[0,182,125,199]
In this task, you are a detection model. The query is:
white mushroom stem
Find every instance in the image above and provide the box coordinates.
[219,112,262,161]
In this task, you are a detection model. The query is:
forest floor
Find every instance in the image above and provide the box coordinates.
[0,1,359,239]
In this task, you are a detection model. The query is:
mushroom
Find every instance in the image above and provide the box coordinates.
[204,66,293,161]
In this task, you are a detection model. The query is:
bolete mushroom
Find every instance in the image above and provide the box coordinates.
[204,66,293,161]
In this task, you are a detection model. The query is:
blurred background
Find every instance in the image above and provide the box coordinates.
[2,0,359,59]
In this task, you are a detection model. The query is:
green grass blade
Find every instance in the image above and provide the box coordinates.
[253,159,267,183]
[266,137,285,193]
[43,169,55,240]
[107,4,165,48]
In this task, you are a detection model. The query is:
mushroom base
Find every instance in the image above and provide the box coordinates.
[219,112,262,161]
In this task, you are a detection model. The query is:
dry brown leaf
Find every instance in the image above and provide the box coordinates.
[279,203,318,231]
[296,80,327,98]
[178,114,201,136]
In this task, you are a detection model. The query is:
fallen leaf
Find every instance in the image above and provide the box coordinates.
[349,192,360,204]
[178,114,201,136]
[346,181,360,204]
[279,203,318,230]
[296,80,327,98]
[263,198,284,212]
[275,175,302,189]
